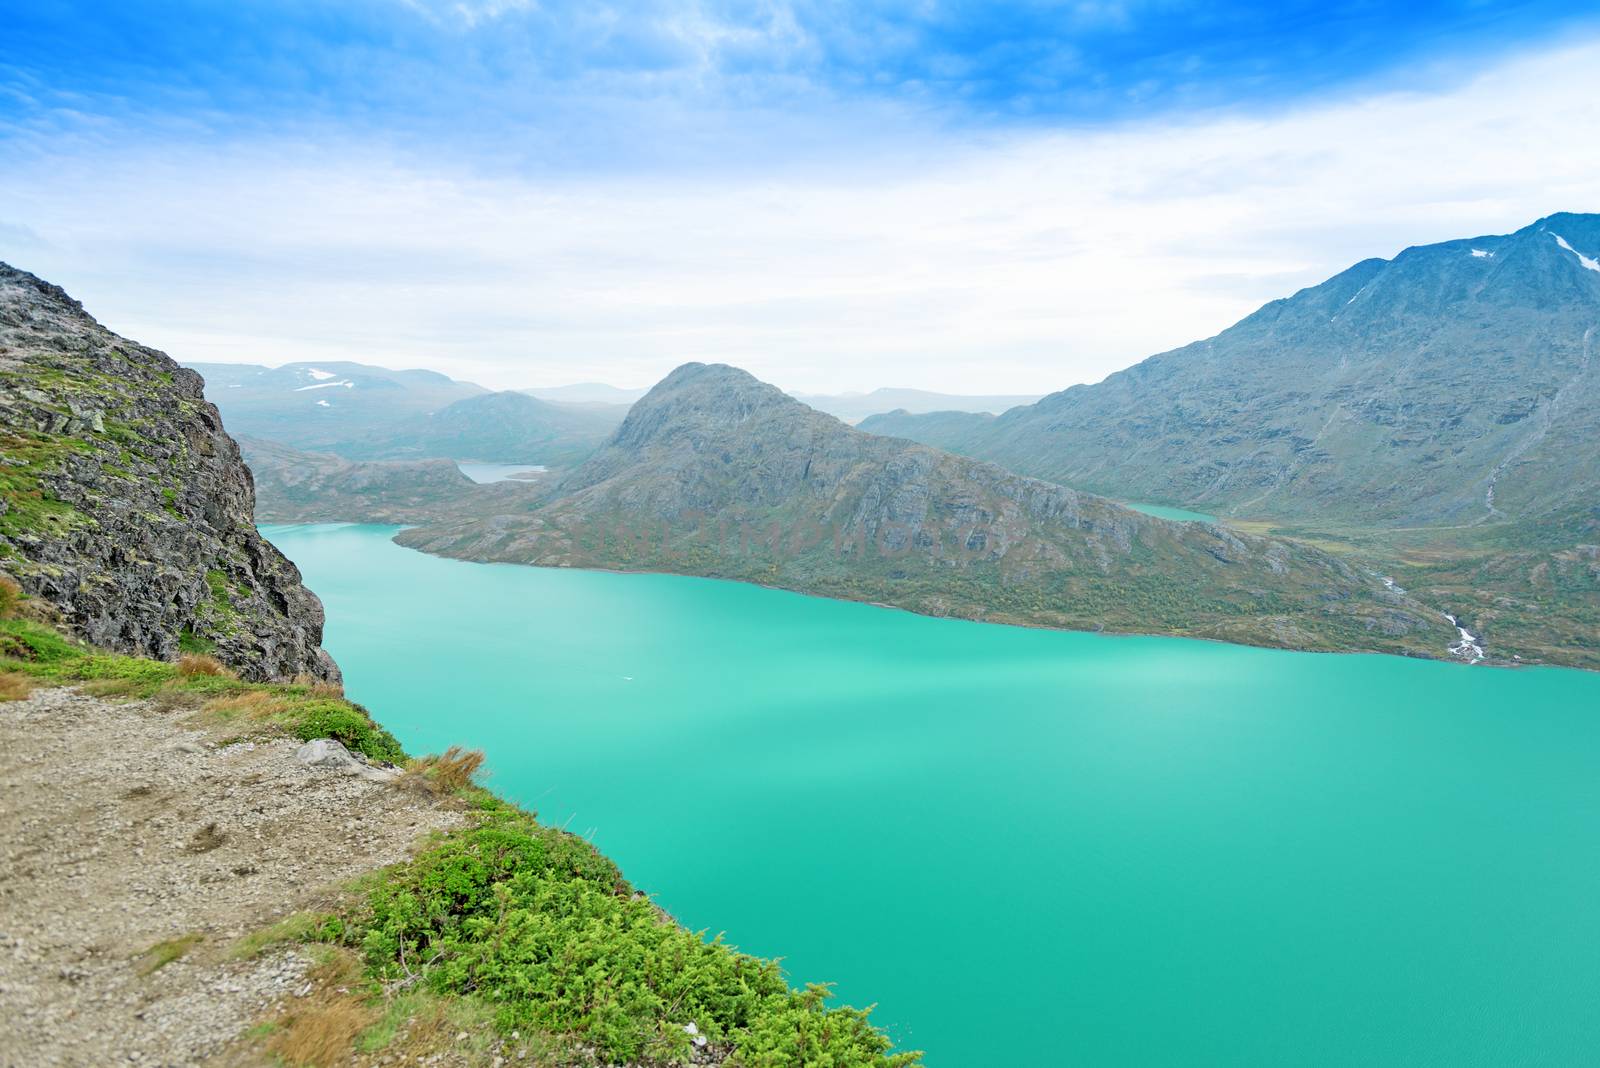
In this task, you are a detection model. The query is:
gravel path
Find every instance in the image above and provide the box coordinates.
[0,686,461,1067]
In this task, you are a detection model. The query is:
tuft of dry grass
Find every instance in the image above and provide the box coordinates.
[291,672,344,698]
[269,999,376,1067]
[177,653,235,678]
[0,670,33,702]
[0,574,20,619]
[402,747,486,797]
[79,677,142,698]
[265,951,377,1067]
[202,689,290,720]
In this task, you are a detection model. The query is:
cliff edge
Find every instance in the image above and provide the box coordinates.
[0,264,337,680]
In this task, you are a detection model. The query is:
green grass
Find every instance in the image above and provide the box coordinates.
[139,932,203,975]
[338,794,919,1066]
[231,911,341,960]
[0,618,404,761]
[177,626,216,654]
[0,430,92,540]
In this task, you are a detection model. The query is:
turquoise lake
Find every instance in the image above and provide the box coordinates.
[1122,501,1218,523]
[265,523,1600,1066]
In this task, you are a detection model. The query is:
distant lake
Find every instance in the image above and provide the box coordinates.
[265,523,1600,1067]
[1123,501,1218,523]
[455,462,548,483]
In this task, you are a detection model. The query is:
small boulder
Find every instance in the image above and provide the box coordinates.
[293,738,398,782]
[294,738,359,770]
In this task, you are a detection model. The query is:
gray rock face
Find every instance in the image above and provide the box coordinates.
[0,263,339,681]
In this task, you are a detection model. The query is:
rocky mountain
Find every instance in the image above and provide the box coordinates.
[240,437,538,523]
[186,360,488,455]
[862,213,1600,528]
[399,363,1452,658]
[344,389,626,465]
[0,265,338,680]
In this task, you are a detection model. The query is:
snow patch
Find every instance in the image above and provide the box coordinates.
[315,399,331,408]
[293,380,353,391]
[1552,233,1600,273]
[1380,576,1406,595]
[1470,248,1494,259]
[305,367,337,381]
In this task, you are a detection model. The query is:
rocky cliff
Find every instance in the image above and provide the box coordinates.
[0,264,338,680]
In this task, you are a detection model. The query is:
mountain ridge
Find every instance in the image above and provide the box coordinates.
[400,361,1454,659]
[862,212,1600,528]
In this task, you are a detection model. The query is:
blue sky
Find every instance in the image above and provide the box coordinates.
[3,2,1599,391]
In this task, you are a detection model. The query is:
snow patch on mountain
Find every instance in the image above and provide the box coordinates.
[1552,234,1600,273]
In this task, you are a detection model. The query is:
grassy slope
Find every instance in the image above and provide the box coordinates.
[0,607,918,1067]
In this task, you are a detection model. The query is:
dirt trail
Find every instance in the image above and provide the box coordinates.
[0,686,460,1067]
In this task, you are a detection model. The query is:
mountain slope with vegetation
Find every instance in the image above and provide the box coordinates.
[862,213,1600,529]
[399,363,1452,658]
[0,263,338,680]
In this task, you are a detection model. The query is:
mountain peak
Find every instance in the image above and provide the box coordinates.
[868,212,1600,528]
[603,362,814,454]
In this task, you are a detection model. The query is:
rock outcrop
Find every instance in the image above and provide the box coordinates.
[0,263,339,680]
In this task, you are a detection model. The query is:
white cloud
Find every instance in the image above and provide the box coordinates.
[2,35,1598,394]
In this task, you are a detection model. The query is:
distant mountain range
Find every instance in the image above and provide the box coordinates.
[340,390,626,465]
[523,382,648,406]
[193,363,1034,462]
[789,388,1042,423]
[399,363,1448,658]
[862,213,1600,530]
[524,383,1042,423]
[184,361,487,452]
[187,363,624,464]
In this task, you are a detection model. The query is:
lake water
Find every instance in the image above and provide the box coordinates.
[1123,501,1218,523]
[455,462,548,484]
[264,523,1600,1067]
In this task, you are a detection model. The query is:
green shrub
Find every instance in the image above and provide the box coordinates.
[291,699,406,763]
[347,804,917,1066]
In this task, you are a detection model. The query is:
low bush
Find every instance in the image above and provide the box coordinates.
[291,699,406,764]
[345,799,918,1066]
[0,574,20,619]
